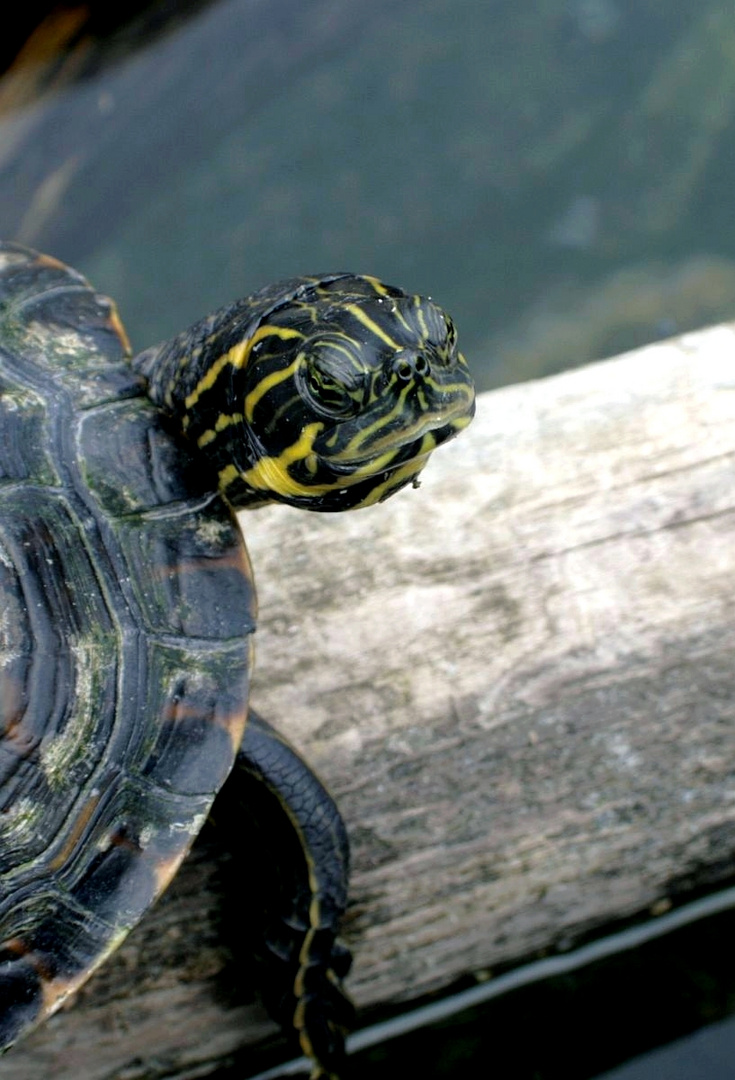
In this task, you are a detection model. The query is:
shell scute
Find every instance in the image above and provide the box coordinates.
[136,639,250,796]
[113,500,255,640]
[79,398,201,516]
[0,242,254,1050]
[0,488,116,644]
[0,374,56,486]
[0,952,40,1046]
[0,247,135,412]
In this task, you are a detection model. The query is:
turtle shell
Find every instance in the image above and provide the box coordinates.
[0,243,254,1044]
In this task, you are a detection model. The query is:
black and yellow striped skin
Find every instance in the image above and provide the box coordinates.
[133,273,475,511]
[226,711,354,1078]
[0,243,474,1079]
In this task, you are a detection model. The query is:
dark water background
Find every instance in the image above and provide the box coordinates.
[2,2,735,1076]
[6,1,735,393]
[345,896,735,1079]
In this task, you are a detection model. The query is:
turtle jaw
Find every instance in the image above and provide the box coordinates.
[292,391,477,510]
[316,413,473,484]
[222,413,463,512]
[313,362,477,472]
[222,356,476,511]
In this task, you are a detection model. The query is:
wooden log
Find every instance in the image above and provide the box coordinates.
[7,324,735,1078]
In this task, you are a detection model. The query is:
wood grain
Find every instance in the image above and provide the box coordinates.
[7,324,735,1078]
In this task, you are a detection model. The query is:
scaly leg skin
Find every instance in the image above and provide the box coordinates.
[227,709,355,1078]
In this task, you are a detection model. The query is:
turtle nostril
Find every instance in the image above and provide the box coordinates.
[392,350,430,381]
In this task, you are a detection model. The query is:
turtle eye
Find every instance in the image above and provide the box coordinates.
[299,339,363,417]
[304,366,355,416]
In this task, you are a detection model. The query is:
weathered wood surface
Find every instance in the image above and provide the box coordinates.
[8,324,735,1079]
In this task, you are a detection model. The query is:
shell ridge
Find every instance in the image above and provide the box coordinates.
[0,245,254,1054]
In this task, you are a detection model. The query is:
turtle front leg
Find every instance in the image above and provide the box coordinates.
[220,709,355,1078]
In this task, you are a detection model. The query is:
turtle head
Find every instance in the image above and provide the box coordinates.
[136,274,475,511]
[229,275,475,510]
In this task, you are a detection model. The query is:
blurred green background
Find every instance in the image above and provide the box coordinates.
[4,2,735,391]
[2,3,735,1077]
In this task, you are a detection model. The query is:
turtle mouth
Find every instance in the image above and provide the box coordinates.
[321,399,475,475]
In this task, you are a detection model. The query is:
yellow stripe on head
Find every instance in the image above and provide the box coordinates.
[160,272,475,514]
[345,304,401,350]
[184,324,304,412]
[360,275,395,298]
[244,355,301,422]
[233,422,325,499]
[196,411,244,448]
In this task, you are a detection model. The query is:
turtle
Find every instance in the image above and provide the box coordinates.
[0,241,475,1077]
